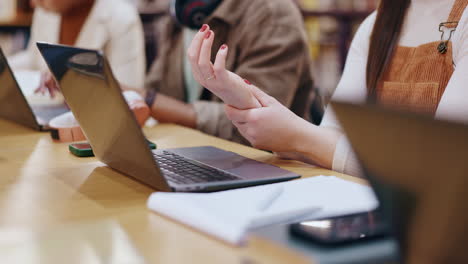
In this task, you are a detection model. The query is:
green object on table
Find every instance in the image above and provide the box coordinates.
[69,140,157,157]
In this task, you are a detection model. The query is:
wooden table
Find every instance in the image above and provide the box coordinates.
[0,119,361,263]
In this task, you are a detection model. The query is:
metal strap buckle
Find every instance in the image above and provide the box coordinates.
[438,21,459,54]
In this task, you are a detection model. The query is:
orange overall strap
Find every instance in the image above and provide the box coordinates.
[446,0,468,27]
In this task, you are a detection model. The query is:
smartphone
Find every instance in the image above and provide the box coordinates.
[69,140,157,157]
[290,210,389,245]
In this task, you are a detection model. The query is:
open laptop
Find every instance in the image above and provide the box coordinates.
[332,101,468,263]
[36,42,300,192]
[0,48,69,130]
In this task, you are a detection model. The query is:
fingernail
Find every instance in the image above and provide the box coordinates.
[200,24,208,32]
[221,44,227,50]
[205,31,212,39]
[244,79,252,85]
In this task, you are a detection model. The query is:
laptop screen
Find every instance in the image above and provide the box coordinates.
[37,43,169,191]
[332,101,468,263]
[0,49,39,130]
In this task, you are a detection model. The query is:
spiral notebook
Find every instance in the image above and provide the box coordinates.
[147,176,378,245]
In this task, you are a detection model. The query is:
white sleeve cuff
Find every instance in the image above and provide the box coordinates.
[332,135,365,178]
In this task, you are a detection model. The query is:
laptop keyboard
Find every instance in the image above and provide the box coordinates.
[154,151,242,185]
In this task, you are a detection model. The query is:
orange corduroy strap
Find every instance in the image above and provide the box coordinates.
[446,0,468,28]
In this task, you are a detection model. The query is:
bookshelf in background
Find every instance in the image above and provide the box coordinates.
[1,0,377,101]
[296,0,377,101]
[0,0,33,56]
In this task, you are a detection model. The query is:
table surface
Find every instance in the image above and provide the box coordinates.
[0,119,364,263]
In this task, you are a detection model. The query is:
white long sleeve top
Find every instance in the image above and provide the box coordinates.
[321,0,468,176]
[8,0,146,88]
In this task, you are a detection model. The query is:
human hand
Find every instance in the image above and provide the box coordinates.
[122,91,150,127]
[34,71,60,98]
[187,24,261,110]
[225,86,309,153]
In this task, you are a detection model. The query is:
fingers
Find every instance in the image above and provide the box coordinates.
[34,86,46,95]
[199,30,215,80]
[35,72,48,95]
[225,105,256,123]
[43,72,60,98]
[231,120,258,147]
[213,44,228,80]
[225,105,242,122]
[46,78,56,98]
[187,24,209,66]
[225,106,261,147]
[249,85,276,107]
[187,24,210,83]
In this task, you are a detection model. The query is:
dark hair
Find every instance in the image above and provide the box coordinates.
[366,0,411,99]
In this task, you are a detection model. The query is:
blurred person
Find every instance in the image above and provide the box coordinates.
[187,0,468,177]
[9,0,146,96]
[139,0,320,144]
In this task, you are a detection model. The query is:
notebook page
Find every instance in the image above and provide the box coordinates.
[147,176,378,245]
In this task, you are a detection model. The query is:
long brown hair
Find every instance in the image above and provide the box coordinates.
[366,0,411,99]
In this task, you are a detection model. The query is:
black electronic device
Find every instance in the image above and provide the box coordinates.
[290,211,389,245]
[170,0,223,29]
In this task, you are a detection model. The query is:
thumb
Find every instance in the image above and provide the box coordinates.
[249,85,276,107]
[225,104,250,123]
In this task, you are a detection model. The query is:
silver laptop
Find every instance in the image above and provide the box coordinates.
[0,48,69,130]
[332,101,468,262]
[37,42,300,192]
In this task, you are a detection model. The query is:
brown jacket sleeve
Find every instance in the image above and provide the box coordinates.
[193,0,313,144]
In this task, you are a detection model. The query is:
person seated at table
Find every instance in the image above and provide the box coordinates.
[186,0,468,177]
[140,0,320,144]
[9,0,146,95]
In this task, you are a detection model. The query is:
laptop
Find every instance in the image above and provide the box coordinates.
[0,48,69,130]
[36,42,300,192]
[332,101,468,263]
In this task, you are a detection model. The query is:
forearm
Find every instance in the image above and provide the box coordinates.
[290,121,342,169]
[193,101,246,142]
[120,85,197,129]
[150,93,197,129]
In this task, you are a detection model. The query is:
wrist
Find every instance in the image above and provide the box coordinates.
[292,118,316,154]
[145,89,158,109]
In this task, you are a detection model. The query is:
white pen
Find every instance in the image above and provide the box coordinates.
[249,206,321,229]
[243,186,320,230]
[256,186,284,212]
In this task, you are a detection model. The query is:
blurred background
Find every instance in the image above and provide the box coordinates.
[0,0,378,103]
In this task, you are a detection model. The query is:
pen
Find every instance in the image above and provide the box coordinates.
[256,186,284,212]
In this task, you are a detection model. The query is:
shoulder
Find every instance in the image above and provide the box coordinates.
[347,11,376,57]
[354,11,377,42]
[454,7,468,40]
[261,0,303,24]
[29,7,60,41]
[453,8,468,64]
[97,0,141,28]
[240,0,304,29]
[31,7,58,24]
[362,12,377,31]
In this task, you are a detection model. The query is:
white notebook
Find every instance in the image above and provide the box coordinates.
[147,176,378,245]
